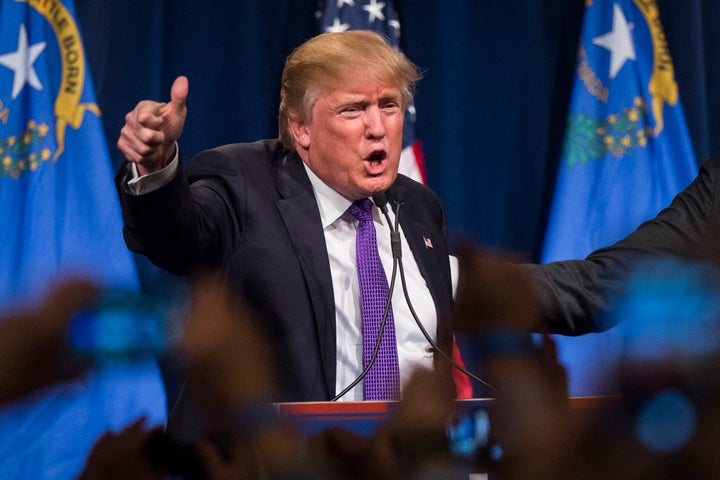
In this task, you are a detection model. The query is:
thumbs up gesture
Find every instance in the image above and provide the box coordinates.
[117,75,189,175]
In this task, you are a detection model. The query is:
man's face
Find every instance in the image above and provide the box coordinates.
[290,75,404,200]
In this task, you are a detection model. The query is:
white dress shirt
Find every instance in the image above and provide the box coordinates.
[303,165,438,401]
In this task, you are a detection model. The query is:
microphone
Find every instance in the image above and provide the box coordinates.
[387,185,406,206]
[371,191,390,216]
[384,188,494,391]
[373,190,402,259]
[332,188,493,401]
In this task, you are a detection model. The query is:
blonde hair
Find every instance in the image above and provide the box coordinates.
[278,30,421,149]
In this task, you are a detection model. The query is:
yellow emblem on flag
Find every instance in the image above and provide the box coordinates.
[633,0,678,136]
[24,0,101,160]
[1,0,101,178]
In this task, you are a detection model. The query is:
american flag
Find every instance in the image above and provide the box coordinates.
[319,0,426,184]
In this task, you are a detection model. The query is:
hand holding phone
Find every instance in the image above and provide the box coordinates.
[67,291,181,364]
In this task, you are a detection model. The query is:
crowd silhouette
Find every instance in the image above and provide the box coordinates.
[4,245,720,479]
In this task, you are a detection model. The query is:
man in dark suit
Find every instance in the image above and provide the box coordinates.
[527,155,720,336]
[115,31,456,435]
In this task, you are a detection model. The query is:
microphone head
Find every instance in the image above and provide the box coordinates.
[371,191,390,212]
[389,186,407,205]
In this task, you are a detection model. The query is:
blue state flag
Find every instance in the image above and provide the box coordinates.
[541,0,698,394]
[319,0,426,184]
[0,0,166,477]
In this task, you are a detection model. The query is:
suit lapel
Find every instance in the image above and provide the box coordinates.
[399,212,449,308]
[275,152,336,396]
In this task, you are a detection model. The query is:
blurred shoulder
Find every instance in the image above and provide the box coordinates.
[195,139,288,162]
[185,139,289,176]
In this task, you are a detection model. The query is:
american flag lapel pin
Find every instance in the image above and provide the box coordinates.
[423,236,433,249]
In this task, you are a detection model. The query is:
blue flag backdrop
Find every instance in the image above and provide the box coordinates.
[541,0,698,395]
[0,0,165,477]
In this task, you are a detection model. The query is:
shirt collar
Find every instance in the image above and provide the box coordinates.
[302,162,384,228]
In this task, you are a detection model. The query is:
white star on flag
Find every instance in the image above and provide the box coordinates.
[363,0,386,23]
[0,24,47,100]
[591,3,636,79]
[325,17,350,32]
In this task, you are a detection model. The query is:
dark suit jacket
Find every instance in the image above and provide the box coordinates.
[116,139,454,406]
[528,156,720,336]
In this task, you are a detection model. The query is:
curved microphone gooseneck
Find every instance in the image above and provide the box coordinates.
[332,190,494,401]
[382,188,494,391]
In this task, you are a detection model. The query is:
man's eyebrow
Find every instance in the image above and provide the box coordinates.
[334,97,368,109]
[379,90,402,100]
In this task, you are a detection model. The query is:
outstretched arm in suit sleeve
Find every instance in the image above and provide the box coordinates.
[527,157,719,335]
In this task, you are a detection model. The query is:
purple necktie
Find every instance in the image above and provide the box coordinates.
[348,198,400,401]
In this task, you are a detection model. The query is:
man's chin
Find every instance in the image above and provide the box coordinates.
[368,173,397,192]
[343,173,397,200]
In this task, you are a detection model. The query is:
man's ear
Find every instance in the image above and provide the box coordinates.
[288,119,310,150]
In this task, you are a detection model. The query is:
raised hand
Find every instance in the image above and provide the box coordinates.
[0,277,96,404]
[118,76,189,175]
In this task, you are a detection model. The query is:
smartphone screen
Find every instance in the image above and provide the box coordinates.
[447,405,491,458]
[68,291,178,363]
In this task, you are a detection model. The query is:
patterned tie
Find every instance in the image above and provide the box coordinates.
[348,198,401,400]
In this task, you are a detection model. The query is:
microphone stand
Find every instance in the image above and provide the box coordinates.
[332,190,494,401]
[382,190,494,391]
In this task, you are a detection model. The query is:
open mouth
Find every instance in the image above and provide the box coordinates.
[366,150,387,166]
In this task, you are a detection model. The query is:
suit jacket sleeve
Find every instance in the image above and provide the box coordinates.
[527,156,720,335]
[115,142,280,275]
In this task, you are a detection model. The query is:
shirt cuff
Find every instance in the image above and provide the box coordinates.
[125,144,179,195]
